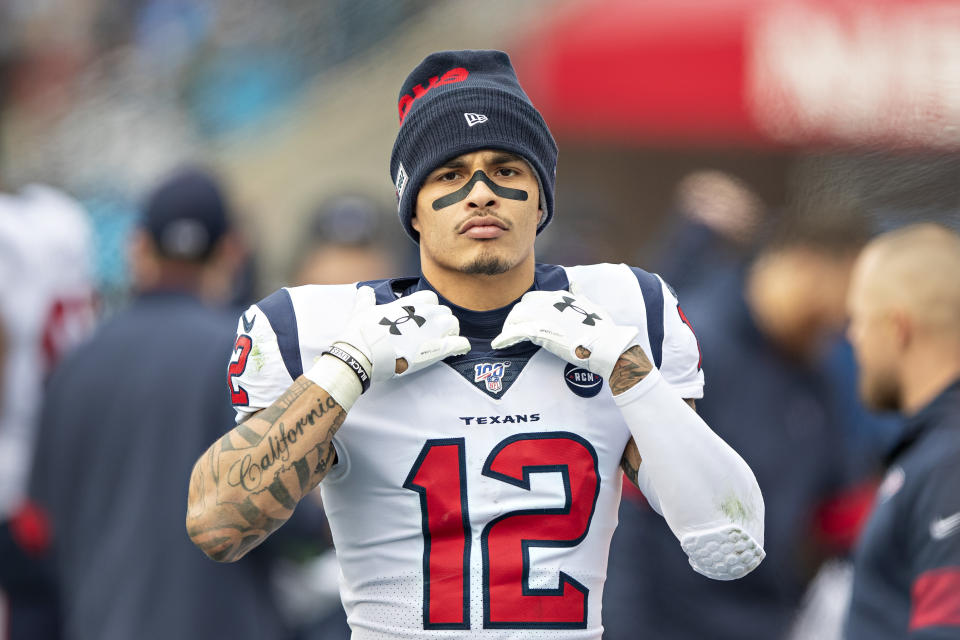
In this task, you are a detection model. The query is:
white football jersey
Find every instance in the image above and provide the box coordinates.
[229,263,703,639]
[0,185,95,517]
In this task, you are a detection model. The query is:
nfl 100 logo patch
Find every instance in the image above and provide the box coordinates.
[474,361,511,394]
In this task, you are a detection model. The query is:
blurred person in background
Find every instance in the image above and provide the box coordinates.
[844,223,960,640]
[28,167,289,640]
[2,63,96,634]
[290,195,403,287]
[655,169,766,299]
[277,194,403,640]
[0,178,96,640]
[604,214,878,640]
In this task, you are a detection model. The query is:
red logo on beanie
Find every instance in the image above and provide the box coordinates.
[398,67,469,124]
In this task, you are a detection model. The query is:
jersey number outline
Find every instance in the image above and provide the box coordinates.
[404,432,600,630]
[228,334,253,405]
[676,304,702,370]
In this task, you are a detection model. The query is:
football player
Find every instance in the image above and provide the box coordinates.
[0,184,96,639]
[187,50,765,638]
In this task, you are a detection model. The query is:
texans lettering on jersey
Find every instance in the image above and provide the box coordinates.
[227,263,703,639]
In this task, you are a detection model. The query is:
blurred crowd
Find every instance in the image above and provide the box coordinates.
[0,0,429,304]
[2,2,959,640]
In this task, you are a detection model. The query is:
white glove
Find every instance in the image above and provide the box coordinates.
[305,287,470,408]
[491,289,641,379]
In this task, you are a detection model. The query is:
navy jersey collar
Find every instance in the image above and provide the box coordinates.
[885,377,960,465]
[358,264,568,346]
[403,263,570,341]
[426,284,518,340]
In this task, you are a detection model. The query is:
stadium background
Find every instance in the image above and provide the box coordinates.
[2,0,957,300]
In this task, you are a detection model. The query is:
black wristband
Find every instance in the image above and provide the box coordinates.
[322,345,371,394]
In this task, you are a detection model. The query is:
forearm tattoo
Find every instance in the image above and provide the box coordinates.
[187,376,346,562]
[620,439,642,489]
[609,345,654,395]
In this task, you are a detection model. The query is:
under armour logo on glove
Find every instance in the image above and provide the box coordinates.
[492,289,643,379]
[305,287,470,410]
[330,287,470,384]
[553,296,601,326]
[379,306,426,335]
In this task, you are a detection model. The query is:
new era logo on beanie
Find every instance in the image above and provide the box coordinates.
[464,113,488,127]
[389,50,558,243]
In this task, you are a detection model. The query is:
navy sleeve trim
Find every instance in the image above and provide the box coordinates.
[630,267,664,369]
[258,288,303,380]
[534,263,570,292]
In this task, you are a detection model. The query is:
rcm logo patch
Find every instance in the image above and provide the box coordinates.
[564,363,603,398]
[474,361,510,394]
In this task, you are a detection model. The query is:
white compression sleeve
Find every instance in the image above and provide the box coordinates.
[615,368,765,580]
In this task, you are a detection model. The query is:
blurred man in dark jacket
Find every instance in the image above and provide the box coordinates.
[29,168,285,640]
[605,217,880,640]
[844,223,960,640]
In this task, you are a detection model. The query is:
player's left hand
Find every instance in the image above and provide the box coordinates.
[492,289,642,379]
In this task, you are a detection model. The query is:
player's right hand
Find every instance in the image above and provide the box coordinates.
[336,286,470,382]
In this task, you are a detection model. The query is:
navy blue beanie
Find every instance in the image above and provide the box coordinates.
[390,50,558,243]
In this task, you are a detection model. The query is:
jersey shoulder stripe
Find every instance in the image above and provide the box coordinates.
[258,288,303,380]
[629,267,665,368]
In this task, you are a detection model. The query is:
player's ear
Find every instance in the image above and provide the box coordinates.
[892,308,913,351]
[411,214,421,233]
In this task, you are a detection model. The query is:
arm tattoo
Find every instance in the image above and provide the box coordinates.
[609,345,654,395]
[620,439,642,489]
[186,375,347,562]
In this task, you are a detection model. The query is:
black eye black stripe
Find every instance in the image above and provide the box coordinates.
[431,170,529,210]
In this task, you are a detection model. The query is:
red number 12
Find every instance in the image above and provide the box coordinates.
[404,432,599,630]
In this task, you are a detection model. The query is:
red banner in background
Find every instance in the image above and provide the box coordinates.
[512,0,960,150]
